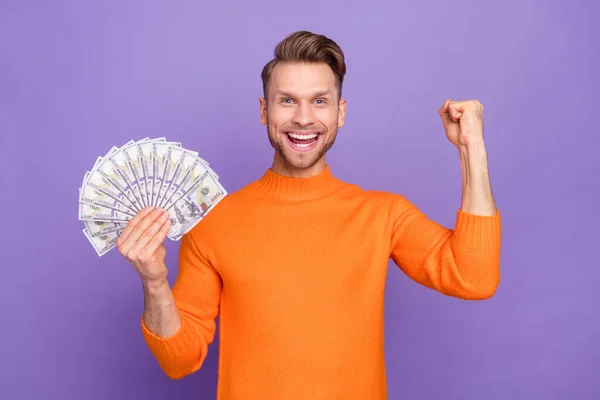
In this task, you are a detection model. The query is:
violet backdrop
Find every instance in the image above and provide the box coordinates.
[1,1,598,399]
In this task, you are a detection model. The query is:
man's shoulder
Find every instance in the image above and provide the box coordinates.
[357,187,410,206]
[186,181,258,231]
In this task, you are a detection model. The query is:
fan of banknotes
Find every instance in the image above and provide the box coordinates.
[78,137,227,256]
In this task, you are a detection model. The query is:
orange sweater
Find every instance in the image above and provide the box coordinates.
[141,165,501,399]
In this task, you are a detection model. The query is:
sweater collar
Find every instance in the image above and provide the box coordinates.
[254,164,346,201]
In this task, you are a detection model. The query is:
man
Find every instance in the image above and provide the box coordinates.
[116,30,501,399]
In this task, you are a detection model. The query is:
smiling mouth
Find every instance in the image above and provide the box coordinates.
[285,132,319,150]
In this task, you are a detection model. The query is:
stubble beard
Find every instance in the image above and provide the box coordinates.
[266,119,338,170]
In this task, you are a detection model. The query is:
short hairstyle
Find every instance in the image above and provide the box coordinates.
[260,30,346,100]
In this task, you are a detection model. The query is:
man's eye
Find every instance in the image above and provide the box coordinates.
[281,98,292,103]
[315,99,326,104]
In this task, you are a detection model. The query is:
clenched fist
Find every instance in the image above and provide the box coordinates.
[116,207,172,284]
[439,99,485,149]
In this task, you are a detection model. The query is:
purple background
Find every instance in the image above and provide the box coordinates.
[1,1,598,399]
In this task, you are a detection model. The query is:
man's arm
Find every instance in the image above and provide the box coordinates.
[140,232,222,380]
[458,140,497,216]
[389,99,501,299]
[389,197,501,300]
[142,278,181,338]
[116,208,221,380]
[441,98,497,216]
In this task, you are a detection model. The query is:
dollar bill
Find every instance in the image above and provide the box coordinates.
[151,141,181,207]
[138,138,161,207]
[164,170,227,240]
[94,156,142,212]
[79,173,138,215]
[83,160,139,213]
[109,143,146,210]
[83,228,122,256]
[123,137,150,208]
[183,149,219,181]
[79,201,132,221]
[155,145,184,209]
[84,219,126,237]
[157,147,197,209]
[160,152,210,210]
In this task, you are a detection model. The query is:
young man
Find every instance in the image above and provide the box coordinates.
[116,30,501,399]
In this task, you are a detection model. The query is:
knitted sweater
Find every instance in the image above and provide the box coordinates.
[141,165,501,399]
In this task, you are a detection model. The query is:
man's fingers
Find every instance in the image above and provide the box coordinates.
[118,208,166,255]
[117,207,153,245]
[440,99,483,125]
[128,212,171,255]
[439,98,454,126]
[448,101,467,122]
[438,98,451,115]
[144,218,172,256]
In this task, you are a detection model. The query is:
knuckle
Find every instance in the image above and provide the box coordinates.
[142,228,155,240]
[138,250,151,264]
[128,249,138,261]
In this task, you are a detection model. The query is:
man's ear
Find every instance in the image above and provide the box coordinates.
[338,98,346,127]
[259,97,267,125]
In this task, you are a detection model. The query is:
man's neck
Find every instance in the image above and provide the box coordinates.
[270,156,327,178]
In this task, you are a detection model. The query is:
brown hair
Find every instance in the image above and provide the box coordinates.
[261,30,346,100]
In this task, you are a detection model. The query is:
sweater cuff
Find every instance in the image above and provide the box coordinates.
[141,315,196,359]
[452,208,501,249]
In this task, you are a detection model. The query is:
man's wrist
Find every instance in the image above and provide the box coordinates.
[141,276,169,294]
[459,138,487,157]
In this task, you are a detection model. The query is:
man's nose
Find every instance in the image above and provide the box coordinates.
[291,102,315,127]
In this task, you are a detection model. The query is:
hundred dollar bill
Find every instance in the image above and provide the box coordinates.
[151,141,181,207]
[95,152,143,212]
[164,170,227,240]
[179,148,219,181]
[79,172,138,215]
[138,138,164,207]
[155,145,185,209]
[123,137,150,208]
[160,151,211,210]
[84,158,139,212]
[79,201,132,222]
[157,147,200,209]
[83,228,122,257]
[84,219,126,238]
[109,142,146,210]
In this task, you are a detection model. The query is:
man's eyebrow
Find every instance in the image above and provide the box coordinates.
[273,89,333,98]
[312,90,333,97]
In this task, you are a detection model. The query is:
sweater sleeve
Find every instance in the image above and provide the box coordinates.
[141,231,222,379]
[389,196,501,299]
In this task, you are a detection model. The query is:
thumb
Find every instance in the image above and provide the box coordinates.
[447,101,464,122]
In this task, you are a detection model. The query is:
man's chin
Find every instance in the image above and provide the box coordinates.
[281,152,323,170]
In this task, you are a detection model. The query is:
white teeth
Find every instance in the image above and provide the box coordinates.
[293,142,311,148]
[288,133,317,140]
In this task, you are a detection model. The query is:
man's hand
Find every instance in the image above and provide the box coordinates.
[439,99,485,149]
[116,207,172,285]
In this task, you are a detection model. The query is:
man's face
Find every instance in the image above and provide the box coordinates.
[260,62,346,175]
[177,200,194,217]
